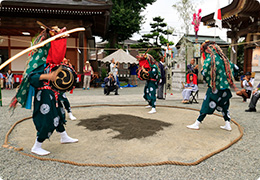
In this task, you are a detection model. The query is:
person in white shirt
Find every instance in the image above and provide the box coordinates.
[110,58,120,86]
[245,83,260,112]
[236,72,254,102]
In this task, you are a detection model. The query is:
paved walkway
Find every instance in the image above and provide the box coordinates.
[0,83,259,180]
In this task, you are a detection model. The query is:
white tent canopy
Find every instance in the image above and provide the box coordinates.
[99,49,138,64]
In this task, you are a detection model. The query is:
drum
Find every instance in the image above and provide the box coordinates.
[137,68,149,81]
[50,65,77,92]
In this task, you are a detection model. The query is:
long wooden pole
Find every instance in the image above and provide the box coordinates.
[0,27,85,70]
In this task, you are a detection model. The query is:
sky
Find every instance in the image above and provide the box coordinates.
[95,0,232,44]
[131,0,231,44]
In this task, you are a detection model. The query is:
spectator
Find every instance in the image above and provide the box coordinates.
[187,58,198,76]
[114,61,122,89]
[236,72,254,102]
[6,69,13,89]
[0,72,3,89]
[110,58,116,75]
[157,56,166,99]
[83,61,93,90]
[104,72,119,95]
[110,58,120,85]
[181,74,198,104]
[129,64,138,86]
[245,83,260,112]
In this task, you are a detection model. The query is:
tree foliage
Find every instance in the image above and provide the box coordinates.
[142,16,174,47]
[172,0,195,36]
[131,16,174,60]
[106,0,156,48]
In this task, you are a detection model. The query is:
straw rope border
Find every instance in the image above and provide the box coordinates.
[2,104,243,167]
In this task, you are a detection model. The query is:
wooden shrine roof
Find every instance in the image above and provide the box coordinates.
[201,0,260,37]
[0,0,112,37]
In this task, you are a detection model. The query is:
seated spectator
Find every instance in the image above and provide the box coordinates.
[245,83,260,112]
[236,72,254,102]
[104,72,119,95]
[5,69,13,90]
[181,73,198,104]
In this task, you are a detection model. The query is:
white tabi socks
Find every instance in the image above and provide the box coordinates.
[145,105,151,108]
[187,120,200,130]
[31,139,50,156]
[148,108,156,114]
[220,121,232,131]
[68,112,77,120]
[59,131,78,144]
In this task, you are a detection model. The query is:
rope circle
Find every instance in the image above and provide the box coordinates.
[2,104,243,167]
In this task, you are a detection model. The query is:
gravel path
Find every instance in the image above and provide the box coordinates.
[0,85,259,180]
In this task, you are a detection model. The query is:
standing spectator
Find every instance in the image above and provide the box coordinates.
[6,69,13,89]
[0,72,4,89]
[236,72,254,102]
[83,61,93,90]
[157,56,166,99]
[110,58,116,74]
[187,58,198,76]
[129,64,138,86]
[245,83,260,112]
[114,61,122,88]
[110,58,119,85]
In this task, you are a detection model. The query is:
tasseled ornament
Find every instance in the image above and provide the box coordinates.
[9,96,18,113]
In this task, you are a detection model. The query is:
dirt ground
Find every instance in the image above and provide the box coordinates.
[9,106,241,164]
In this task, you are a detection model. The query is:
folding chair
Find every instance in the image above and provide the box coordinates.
[189,90,199,104]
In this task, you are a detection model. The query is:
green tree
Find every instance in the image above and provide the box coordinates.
[131,16,174,60]
[142,16,174,47]
[106,0,156,48]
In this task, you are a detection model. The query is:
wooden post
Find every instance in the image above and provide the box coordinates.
[8,35,11,70]
[231,37,238,64]
[244,48,253,73]
[84,34,88,63]
[78,31,84,74]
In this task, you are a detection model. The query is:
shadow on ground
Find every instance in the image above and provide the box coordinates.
[77,114,172,140]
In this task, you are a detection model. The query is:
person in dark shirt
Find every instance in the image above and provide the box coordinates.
[187,58,198,75]
[129,64,138,86]
[157,56,166,99]
[245,83,260,112]
[104,72,119,95]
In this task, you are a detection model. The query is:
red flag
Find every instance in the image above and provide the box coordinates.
[214,0,222,29]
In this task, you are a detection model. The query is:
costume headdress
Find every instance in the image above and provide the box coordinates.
[10,25,68,110]
[136,50,158,80]
[201,41,235,91]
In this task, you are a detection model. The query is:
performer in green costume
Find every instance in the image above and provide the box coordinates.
[10,26,78,156]
[59,92,77,120]
[143,64,159,113]
[187,41,237,131]
[137,53,160,114]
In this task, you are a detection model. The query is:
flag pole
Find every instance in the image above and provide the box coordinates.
[214,25,216,42]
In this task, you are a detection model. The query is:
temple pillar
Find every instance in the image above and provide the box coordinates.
[230,37,238,64]
[243,47,253,73]
[78,31,85,74]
